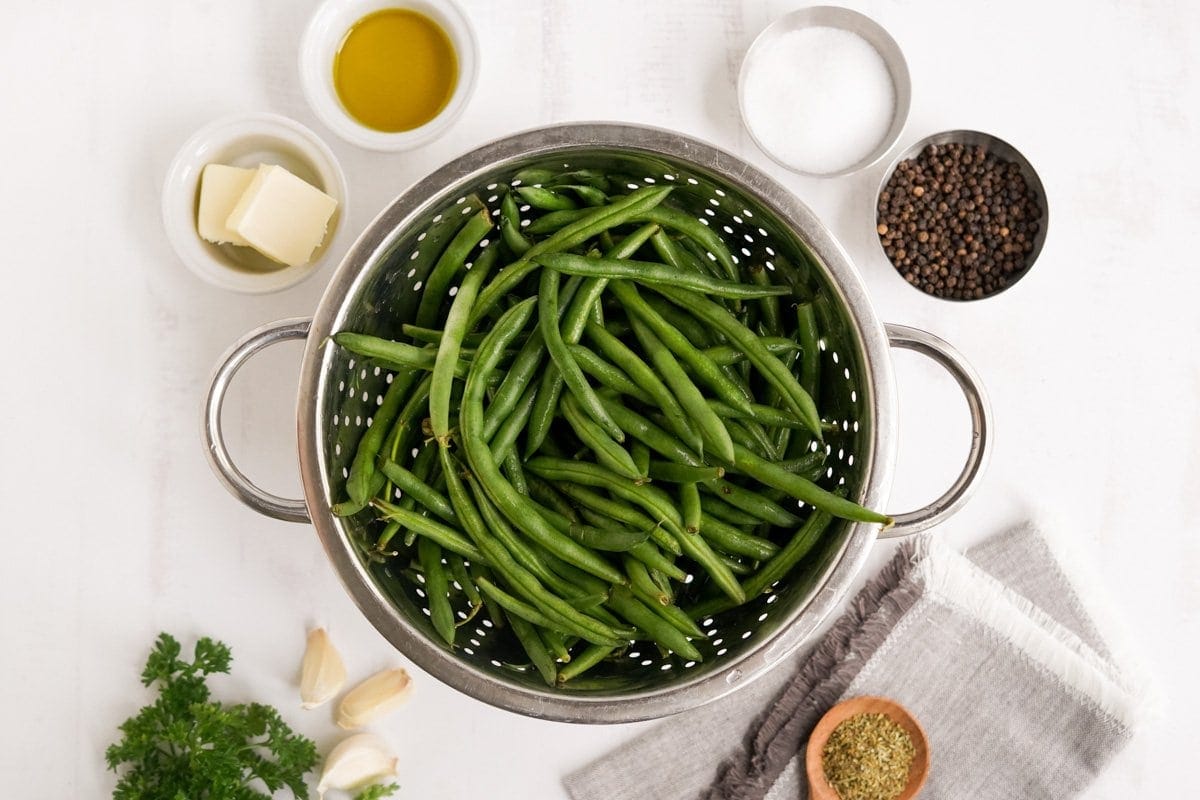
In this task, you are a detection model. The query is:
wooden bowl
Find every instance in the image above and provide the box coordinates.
[805,696,930,800]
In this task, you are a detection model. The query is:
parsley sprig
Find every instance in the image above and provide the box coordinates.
[106,633,318,799]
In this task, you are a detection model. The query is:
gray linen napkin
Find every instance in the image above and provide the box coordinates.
[565,523,1143,800]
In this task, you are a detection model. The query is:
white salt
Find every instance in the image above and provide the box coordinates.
[743,26,896,175]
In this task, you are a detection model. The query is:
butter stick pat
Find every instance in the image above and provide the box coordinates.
[197,164,255,246]
[226,164,337,267]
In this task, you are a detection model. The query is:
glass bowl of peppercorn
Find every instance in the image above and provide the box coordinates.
[874,130,1048,301]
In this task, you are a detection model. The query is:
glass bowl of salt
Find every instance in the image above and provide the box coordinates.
[738,6,911,178]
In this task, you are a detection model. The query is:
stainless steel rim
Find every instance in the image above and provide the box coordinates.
[295,123,900,722]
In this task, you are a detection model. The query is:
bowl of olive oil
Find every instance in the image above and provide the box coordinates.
[300,0,478,151]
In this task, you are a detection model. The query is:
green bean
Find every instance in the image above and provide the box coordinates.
[417,538,455,645]
[508,613,557,686]
[539,628,572,662]
[471,185,673,325]
[747,264,782,335]
[467,465,595,601]
[699,493,763,527]
[607,586,702,662]
[656,286,823,437]
[625,557,668,605]
[474,577,575,638]
[558,184,608,206]
[538,268,625,441]
[795,302,821,402]
[633,204,738,282]
[489,380,538,463]
[714,551,753,576]
[630,542,687,581]
[500,193,532,255]
[502,451,528,495]
[523,360,562,458]
[595,392,703,468]
[643,293,715,347]
[701,338,800,366]
[447,553,481,608]
[525,458,683,536]
[560,393,642,480]
[470,563,505,629]
[460,301,626,584]
[524,208,591,235]
[726,419,780,461]
[400,324,491,347]
[377,459,457,523]
[565,592,610,610]
[623,316,735,462]
[706,399,815,431]
[627,574,705,640]
[564,518,651,552]
[555,482,681,556]
[647,461,724,483]
[343,367,420,506]
[430,245,496,444]
[569,344,654,404]
[700,515,779,560]
[511,167,558,185]
[705,478,802,527]
[444,453,626,644]
[648,228,688,271]
[776,452,827,479]
[526,458,743,603]
[535,254,792,299]
[375,521,401,553]
[631,440,651,478]
[381,442,440,549]
[371,500,486,563]
[680,482,702,534]
[676,235,727,281]
[480,328,544,437]
[557,643,615,684]
[583,321,702,455]
[516,185,577,211]
[649,568,675,604]
[332,334,445,375]
[725,443,891,525]
[415,208,493,328]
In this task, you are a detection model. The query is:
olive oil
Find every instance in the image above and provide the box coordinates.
[333,9,458,133]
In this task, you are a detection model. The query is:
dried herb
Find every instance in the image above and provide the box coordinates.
[821,712,915,800]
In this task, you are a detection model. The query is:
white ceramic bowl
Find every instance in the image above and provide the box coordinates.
[161,113,349,294]
[299,0,479,151]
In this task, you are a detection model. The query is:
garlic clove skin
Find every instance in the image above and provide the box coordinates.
[317,732,398,797]
[300,628,347,710]
[336,667,413,729]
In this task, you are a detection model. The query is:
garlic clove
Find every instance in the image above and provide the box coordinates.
[317,732,398,797]
[300,628,347,710]
[336,667,413,729]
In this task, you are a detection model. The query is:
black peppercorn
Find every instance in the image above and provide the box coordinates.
[878,142,1041,300]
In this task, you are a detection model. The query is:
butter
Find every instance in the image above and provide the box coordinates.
[197,164,255,246]
[226,164,338,267]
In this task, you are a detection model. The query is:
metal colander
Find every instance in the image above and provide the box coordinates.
[205,124,990,723]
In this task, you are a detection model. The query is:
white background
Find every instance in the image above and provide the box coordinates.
[1,0,1197,796]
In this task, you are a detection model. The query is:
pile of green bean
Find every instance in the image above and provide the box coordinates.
[331,169,891,686]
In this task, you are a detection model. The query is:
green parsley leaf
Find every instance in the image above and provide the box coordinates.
[106,633,318,799]
[354,783,401,800]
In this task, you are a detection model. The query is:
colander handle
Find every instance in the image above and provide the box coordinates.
[203,318,312,524]
[878,324,992,538]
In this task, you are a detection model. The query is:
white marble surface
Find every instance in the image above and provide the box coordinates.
[2,0,1197,796]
